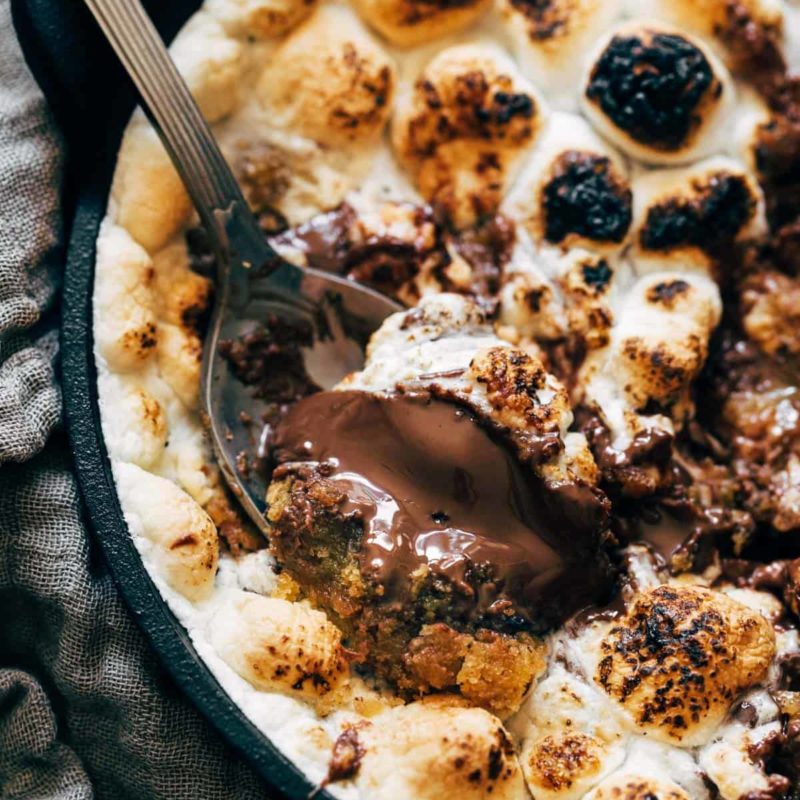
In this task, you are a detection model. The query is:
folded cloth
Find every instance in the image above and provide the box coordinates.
[0,2,266,797]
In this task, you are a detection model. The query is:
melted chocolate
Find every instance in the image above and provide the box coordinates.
[272,390,612,629]
[271,204,356,274]
[640,173,755,252]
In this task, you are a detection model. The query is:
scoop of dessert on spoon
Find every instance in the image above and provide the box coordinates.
[82,0,402,531]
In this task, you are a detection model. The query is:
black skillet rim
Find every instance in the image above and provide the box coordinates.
[11,1,336,796]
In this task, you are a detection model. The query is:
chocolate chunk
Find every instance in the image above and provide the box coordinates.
[218,315,320,403]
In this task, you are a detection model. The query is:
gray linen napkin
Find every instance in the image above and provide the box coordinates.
[0,2,267,796]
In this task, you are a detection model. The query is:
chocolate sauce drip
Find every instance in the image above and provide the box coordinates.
[272,390,613,629]
[271,204,357,274]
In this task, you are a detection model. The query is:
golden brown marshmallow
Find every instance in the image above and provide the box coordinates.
[209,592,349,709]
[505,112,632,253]
[205,0,317,39]
[348,702,527,799]
[351,0,490,47]
[151,241,212,334]
[392,44,545,228]
[631,156,765,272]
[111,119,193,253]
[580,271,721,438]
[156,323,203,409]
[559,251,616,351]
[583,773,690,800]
[595,585,776,746]
[498,0,623,109]
[522,733,615,800]
[98,374,168,471]
[468,345,572,441]
[169,13,244,123]
[115,462,219,602]
[258,6,395,147]
[93,222,158,373]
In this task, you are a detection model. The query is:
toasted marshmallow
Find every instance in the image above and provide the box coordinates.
[351,702,527,799]
[721,586,786,625]
[558,250,618,351]
[498,237,566,341]
[169,13,244,123]
[205,0,317,38]
[699,721,787,800]
[498,0,623,110]
[392,43,546,228]
[580,22,734,165]
[98,374,168,471]
[595,585,776,746]
[115,462,219,601]
[638,0,783,47]
[467,345,573,441]
[156,323,203,409]
[498,270,562,341]
[151,240,212,333]
[258,6,395,148]
[517,660,626,800]
[583,773,690,800]
[351,293,501,386]
[631,156,765,271]
[352,0,490,46]
[209,592,348,708]
[505,112,632,253]
[580,271,721,444]
[522,733,623,800]
[94,222,158,373]
[349,294,569,437]
[111,118,193,253]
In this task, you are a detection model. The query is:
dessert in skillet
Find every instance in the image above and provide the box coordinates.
[94,0,800,796]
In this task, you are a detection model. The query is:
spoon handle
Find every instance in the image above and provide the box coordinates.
[83,0,273,289]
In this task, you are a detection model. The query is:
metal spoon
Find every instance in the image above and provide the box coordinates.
[83,0,402,530]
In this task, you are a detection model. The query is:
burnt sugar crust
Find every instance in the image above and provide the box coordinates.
[94,0,800,797]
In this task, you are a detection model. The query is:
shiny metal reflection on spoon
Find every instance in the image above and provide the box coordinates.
[82,0,402,531]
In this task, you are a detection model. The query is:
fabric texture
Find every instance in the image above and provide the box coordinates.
[0,2,267,797]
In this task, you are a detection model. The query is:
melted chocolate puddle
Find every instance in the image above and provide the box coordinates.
[272,390,612,628]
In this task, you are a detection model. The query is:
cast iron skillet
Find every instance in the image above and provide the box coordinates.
[11,2,336,797]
